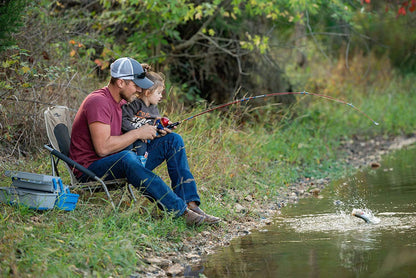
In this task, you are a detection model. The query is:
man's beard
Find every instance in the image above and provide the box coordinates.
[120,90,137,103]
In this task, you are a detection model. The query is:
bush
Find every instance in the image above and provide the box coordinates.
[0,0,27,51]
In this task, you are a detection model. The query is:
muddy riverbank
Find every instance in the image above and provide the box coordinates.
[136,133,416,277]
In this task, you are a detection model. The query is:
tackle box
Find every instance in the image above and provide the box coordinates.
[1,171,79,211]
[54,178,79,211]
[5,170,68,193]
[55,192,79,211]
[0,187,17,204]
[0,187,57,210]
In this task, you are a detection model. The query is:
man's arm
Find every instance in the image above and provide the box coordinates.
[90,122,157,157]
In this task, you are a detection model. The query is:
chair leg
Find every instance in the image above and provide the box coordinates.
[94,177,116,210]
[50,154,58,176]
[128,184,137,202]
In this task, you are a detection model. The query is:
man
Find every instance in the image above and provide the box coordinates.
[69,57,219,225]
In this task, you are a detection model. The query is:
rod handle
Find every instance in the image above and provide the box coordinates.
[166,122,181,129]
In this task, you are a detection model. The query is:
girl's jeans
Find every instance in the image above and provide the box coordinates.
[84,133,200,216]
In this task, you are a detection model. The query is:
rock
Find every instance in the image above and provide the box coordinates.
[370,162,381,168]
[201,231,211,237]
[238,230,250,236]
[144,257,171,269]
[235,203,246,213]
[309,188,320,196]
[138,264,165,277]
[244,195,253,202]
[389,137,416,150]
[289,192,298,202]
[288,195,298,203]
[186,253,201,261]
[166,263,184,276]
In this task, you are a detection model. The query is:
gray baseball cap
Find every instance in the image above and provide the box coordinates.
[110,57,154,89]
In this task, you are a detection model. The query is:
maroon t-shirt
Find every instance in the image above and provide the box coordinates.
[69,87,126,177]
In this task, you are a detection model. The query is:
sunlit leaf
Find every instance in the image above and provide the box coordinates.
[101,61,110,70]
[21,66,30,73]
[94,59,102,67]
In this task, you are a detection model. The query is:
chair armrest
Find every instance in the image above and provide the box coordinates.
[44,144,97,180]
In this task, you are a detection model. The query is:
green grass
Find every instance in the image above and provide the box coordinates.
[1,73,416,276]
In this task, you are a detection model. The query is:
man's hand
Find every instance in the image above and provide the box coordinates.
[135,124,158,140]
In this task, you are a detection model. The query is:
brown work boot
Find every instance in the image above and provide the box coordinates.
[188,203,221,224]
[183,208,205,226]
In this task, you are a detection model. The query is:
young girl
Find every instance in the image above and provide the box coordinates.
[122,64,220,224]
[121,64,165,164]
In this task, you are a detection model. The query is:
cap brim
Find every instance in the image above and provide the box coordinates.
[133,77,154,89]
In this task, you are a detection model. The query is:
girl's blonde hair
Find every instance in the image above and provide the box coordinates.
[138,64,165,98]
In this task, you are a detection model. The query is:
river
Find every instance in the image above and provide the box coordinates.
[199,146,416,277]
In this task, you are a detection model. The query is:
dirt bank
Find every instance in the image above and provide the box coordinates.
[137,133,416,277]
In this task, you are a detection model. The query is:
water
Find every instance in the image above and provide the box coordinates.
[200,146,416,277]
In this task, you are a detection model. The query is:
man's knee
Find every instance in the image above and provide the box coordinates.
[119,150,142,167]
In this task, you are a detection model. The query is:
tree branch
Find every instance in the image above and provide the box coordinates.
[173,0,233,52]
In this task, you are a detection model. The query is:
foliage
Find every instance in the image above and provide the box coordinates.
[0,0,27,51]
[0,1,108,157]
[362,0,416,16]
[51,0,362,104]
[358,1,416,73]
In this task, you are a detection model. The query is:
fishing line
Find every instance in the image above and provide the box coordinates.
[165,91,379,128]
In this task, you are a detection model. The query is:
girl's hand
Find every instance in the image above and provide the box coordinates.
[155,117,175,137]
[167,119,177,130]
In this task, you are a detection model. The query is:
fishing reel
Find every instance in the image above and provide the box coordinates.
[155,117,180,131]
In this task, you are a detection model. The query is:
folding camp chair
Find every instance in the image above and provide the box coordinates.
[43,105,136,209]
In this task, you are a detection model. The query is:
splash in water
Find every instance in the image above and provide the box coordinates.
[351,208,381,224]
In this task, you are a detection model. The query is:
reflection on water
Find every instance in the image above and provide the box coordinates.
[200,146,416,278]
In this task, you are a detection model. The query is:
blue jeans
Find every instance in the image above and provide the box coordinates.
[128,140,147,156]
[84,133,200,216]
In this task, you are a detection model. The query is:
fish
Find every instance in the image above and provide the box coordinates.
[351,208,375,224]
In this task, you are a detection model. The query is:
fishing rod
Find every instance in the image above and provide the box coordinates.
[158,91,379,129]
